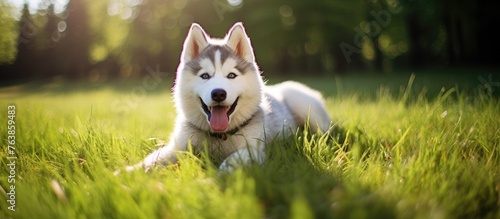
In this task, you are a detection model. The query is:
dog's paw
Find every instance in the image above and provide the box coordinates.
[113,162,146,175]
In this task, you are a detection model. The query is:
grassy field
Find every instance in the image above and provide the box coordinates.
[0,71,499,218]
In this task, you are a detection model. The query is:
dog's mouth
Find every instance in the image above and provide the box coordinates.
[200,97,239,132]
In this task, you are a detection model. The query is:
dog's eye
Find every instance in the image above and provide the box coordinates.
[200,73,211,79]
[227,73,237,79]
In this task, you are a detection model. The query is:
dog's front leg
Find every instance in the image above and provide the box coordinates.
[139,142,180,172]
[116,141,182,174]
[219,143,265,173]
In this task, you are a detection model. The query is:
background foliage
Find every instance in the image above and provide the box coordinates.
[1,0,499,82]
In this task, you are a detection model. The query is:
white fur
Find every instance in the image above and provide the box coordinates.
[119,23,332,174]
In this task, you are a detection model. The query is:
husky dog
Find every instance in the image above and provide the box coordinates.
[124,22,332,173]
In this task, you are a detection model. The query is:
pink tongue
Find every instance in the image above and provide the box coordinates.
[210,106,229,131]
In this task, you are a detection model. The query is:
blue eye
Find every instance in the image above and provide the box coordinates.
[200,73,211,79]
[227,73,237,79]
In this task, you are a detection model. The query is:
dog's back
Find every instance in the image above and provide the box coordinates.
[264,81,331,134]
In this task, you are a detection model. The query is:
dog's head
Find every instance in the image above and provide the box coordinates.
[174,22,263,133]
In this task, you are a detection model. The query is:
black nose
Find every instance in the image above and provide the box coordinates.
[211,89,227,102]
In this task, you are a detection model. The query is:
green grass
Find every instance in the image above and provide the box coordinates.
[0,72,499,219]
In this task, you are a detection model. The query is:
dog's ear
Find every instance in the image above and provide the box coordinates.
[181,23,209,63]
[226,22,255,63]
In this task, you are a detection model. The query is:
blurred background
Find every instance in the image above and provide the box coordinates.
[0,0,499,83]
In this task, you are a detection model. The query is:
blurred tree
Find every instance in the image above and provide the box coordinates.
[13,3,38,80]
[475,0,500,66]
[38,3,63,77]
[363,0,386,72]
[441,0,465,65]
[86,0,126,79]
[0,1,17,65]
[58,0,91,79]
[123,0,170,77]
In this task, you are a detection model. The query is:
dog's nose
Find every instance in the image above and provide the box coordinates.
[211,89,227,102]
